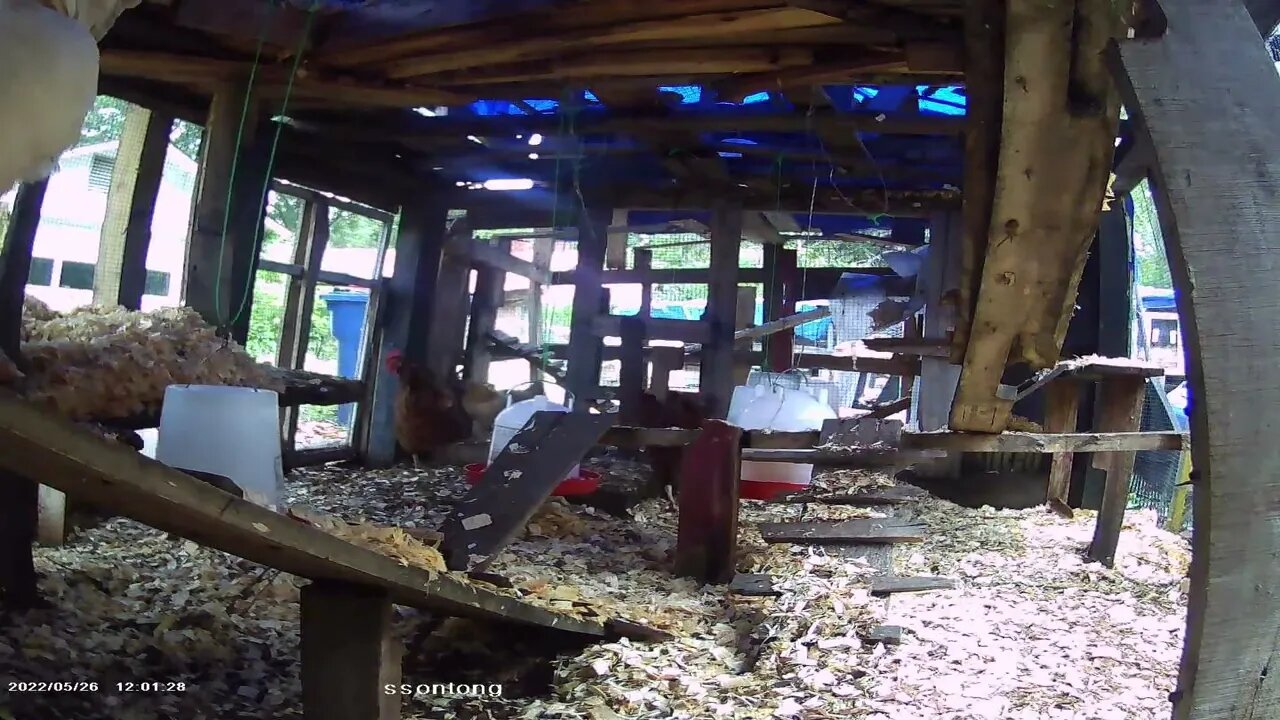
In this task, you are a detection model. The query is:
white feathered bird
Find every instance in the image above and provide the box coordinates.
[0,0,139,193]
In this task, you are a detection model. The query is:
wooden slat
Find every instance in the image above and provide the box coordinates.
[949,0,1121,432]
[900,430,1185,453]
[740,447,935,466]
[455,237,552,284]
[0,393,604,636]
[729,573,780,597]
[675,419,743,583]
[759,519,926,544]
[1043,379,1080,506]
[440,411,613,570]
[869,575,956,596]
[774,485,927,506]
[1086,377,1147,567]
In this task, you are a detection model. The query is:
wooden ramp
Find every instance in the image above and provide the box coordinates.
[0,392,603,638]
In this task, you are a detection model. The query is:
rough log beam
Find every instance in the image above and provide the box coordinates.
[1115,0,1280,715]
[949,0,1121,432]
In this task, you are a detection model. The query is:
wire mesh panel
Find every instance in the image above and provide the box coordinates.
[1131,376,1190,526]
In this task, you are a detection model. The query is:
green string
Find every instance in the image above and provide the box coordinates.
[212,0,321,335]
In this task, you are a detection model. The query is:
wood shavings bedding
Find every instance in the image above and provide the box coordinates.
[2,464,1188,720]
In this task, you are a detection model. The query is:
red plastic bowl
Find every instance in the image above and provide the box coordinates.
[463,463,602,497]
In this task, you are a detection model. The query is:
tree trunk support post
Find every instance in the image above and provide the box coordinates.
[301,581,401,720]
[566,208,611,410]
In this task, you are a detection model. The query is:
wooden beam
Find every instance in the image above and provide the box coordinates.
[566,207,611,409]
[740,447,931,466]
[863,337,950,357]
[455,235,552,284]
[115,111,173,310]
[301,582,401,720]
[365,198,449,467]
[702,203,742,418]
[527,236,555,383]
[0,182,46,608]
[900,430,1184,453]
[439,411,613,570]
[552,266,896,286]
[1086,377,1147,567]
[758,518,926,544]
[425,222,473,379]
[1115,2,1280,714]
[463,239,508,382]
[949,0,1120,432]
[674,420,743,584]
[0,392,604,635]
[1043,379,1081,507]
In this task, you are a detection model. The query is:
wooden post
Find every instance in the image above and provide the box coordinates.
[605,208,629,269]
[674,419,743,584]
[96,106,173,309]
[917,212,963,433]
[634,248,653,319]
[185,79,267,338]
[702,202,742,418]
[364,198,449,467]
[425,223,472,380]
[116,111,173,311]
[733,285,757,386]
[301,581,401,720]
[1087,376,1146,567]
[762,245,798,371]
[566,207,610,409]
[464,238,508,382]
[277,200,330,448]
[0,181,46,607]
[527,235,554,382]
[1043,379,1081,506]
[618,316,646,425]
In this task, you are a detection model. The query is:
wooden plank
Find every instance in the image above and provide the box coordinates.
[773,485,928,506]
[551,265,895,286]
[278,201,330,449]
[869,575,956,596]
[901,430,1183,454]
[862,396,913,420]
[1043,379,1080,506]
[953,0,1005,364]
[455,236,552,284]
[863,337,950,357]
[819,418,904,447]
[1086,376,1146,567]
[115,111,173,310]
[1116,3,1280,714]
[729,573,780,597]
[634,247,654,320]
[185,81,263,333]
[949,0,1121,432]
[733,285,757,386]
[594,315,709,343]
[618,316,647,425]
[605,209,630,270]
[701,203,742,419]
[674,420,742,584]
[464,238,509,382]
[527,235,555,382]
[741,447,935,466]
[734,307,829,343]
[0,392,603,635]
[566,208,610,409]
[758,519,926,544]
[0,181,46,607]
[863,625,903,645]
[301,582,401,720]
[94,106,165,308]
[425,223,473,379]
[762,245,798,371]
[365,198,450,467]
[439,411,613,570]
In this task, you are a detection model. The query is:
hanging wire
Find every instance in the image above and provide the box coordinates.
[212,0,322,337]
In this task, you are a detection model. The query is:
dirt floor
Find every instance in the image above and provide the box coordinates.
[0,462,1189,719]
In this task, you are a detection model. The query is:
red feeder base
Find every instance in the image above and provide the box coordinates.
[463,463,602,497]
[740,480,810,501]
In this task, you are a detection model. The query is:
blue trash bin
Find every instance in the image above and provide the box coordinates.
[321,289,370,427]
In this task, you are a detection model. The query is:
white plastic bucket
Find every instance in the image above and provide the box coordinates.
[728,384,835,497]
[155,385,285,510]
[487,386,579,481]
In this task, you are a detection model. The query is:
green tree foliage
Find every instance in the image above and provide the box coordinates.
[1130,180,1173,289]
[79,96,202,160]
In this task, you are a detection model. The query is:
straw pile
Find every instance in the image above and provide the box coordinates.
[13,297,282,420]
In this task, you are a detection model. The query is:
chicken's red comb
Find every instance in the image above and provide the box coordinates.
[385,349,404,369]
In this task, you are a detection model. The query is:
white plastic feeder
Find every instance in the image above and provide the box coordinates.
[487,386,579,481]
[728,383,835,498]
[155,385,286,510]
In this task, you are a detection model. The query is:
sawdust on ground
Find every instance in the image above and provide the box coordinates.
[0,464,1189,720]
